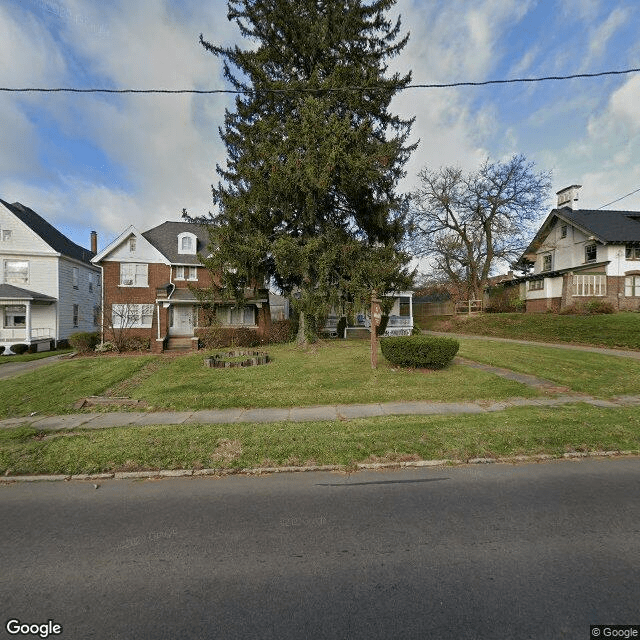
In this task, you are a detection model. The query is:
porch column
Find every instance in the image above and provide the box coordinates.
[25,301,32,344]
[409,294,413,327]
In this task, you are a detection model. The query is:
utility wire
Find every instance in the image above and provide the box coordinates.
[1,67,639,94]
[597,187,640,210]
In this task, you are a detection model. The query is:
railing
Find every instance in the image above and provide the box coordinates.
[455,300,483,314]
[386,315,412,327]
[0,328,52,341]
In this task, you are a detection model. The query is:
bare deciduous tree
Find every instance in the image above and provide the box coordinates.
[410,155,552,300]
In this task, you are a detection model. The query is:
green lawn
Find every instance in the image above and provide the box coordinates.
[457,339,640,398]
[425,312,640,350]
[0,342,538,418]
[2,404,638,476]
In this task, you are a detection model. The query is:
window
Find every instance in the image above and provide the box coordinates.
[529,279,544,291]
[73,267,79,289]
[176,266,197,281]
[228,306,255,326]
[625,275,640,297]
[119,263,148,287]
[93,305,101,326]
[1,229,11,241]
[560,225,567,238]
[585,244,597,263]
[626,245,640,260]
[542,254,552,272]
[574,274,606,296]
[129,237,136,252]
[4,260,28,284]
[73,304,79,327]
[4,305,26,327]
[111,304,154,328]
[89,273,94,292]
[178,232,197,255]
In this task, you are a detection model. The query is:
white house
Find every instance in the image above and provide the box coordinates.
[0,200,101,354]
[516,185,640,312]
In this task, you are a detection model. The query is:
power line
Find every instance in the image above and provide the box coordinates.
[597,187,640,210]
[1,67,639,95]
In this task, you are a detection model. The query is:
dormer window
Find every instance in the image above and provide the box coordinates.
[585,244,597,263]
[178,232,197,255]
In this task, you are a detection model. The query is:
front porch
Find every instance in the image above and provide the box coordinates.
[0,285,57,355]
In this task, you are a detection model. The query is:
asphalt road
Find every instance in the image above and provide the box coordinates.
[1,459,639,640]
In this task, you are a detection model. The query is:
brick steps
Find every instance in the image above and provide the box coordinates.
[165,336,195,351]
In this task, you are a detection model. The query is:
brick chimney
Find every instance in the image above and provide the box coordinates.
[90,230,97,253]
[556,185,581,209]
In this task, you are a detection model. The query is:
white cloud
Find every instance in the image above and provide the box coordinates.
[585,7,629,66]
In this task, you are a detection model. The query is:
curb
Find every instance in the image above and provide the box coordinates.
[1,450,638,483]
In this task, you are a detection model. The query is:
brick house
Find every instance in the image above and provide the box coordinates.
[516,185,640,313]
[92,221,270,353]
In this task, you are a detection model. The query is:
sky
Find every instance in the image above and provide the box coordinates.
[2,0,640,265]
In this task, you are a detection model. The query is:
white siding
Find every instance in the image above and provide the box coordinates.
[58,258,101,339]
[0,204,54,255]
[107,233,167,263]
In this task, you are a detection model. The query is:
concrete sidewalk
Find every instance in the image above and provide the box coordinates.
[2,394,640,432]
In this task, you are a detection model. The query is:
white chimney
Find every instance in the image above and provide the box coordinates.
[556,185,581,209]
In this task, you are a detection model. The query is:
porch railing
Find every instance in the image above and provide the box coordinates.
[0,328,52,341]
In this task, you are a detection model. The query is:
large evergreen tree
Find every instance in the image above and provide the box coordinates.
[188,0,416,343]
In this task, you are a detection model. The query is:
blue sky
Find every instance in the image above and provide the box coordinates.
[2,0,640,257]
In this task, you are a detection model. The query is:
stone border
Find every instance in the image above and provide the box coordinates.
[2,450,637,483]
[204,350,270,368]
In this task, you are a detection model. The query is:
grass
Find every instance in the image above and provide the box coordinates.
[1,404,638,476]
[457,339,640,398]
[0,342,539,418]
[0,355,158,418]
[424,312,640,350]
[0,349,72,365]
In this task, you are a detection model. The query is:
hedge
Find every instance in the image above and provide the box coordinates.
[69,332,100,354]
[380,335,459,369]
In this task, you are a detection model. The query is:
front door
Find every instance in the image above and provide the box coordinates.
[169,305,194,336]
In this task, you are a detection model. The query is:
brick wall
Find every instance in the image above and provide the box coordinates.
[526,297,561,313]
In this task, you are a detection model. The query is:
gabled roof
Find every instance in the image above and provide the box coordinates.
[519,206,640,264]
[0,284,57,302]
[142,221,210,265]
[0,200,95,264]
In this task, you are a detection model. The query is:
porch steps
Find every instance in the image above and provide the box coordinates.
[165,337,195,352]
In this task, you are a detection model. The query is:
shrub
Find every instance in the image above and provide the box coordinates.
[336,316,347,339]
[69,331,100,354]
[10,344,29,355]
[198,326,260,349]
[268,320,296,344]
[380,335,459,369]
[123,336,151,351]
[95,341,116,353]
[585,300,615,314]
[411,323,421,335]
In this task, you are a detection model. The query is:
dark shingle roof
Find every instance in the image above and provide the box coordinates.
[0,200,95,264]
[142,221,210,264]
[559,208,640,242]
[0,284,57,302]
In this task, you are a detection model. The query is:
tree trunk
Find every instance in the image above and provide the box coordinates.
[296,310,317,347]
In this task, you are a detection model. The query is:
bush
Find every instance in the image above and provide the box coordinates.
[380,335,459,369]
[95,341,116,353]
[268,320,296,344]
[198,326,260,349]
[123,336,151,351]
[585,300,615,314]
[336,316,347,339]
[69,332,100,354]
[10,344,29,355]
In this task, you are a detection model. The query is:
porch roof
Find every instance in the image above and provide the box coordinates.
[0,284,56,303]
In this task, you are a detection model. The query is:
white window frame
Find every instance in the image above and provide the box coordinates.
[175,266,197,281]
[574,274,606,297]
[4,305,26,328]
[529,279,544,291]
[175,266,185,280]
[224,305,256,326]
[625,275,640,297]
[73,304,79,327]
[541,254,552,272]
[4,260,29,284]
[178,232,197,255]
[111,303,154,328]
[1,229,12,242]
[119,263,148,287]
